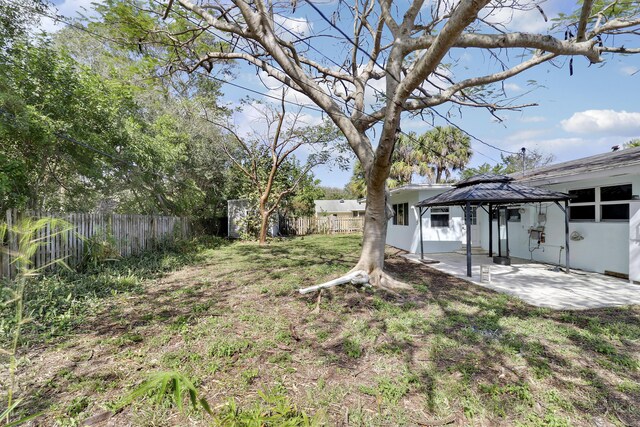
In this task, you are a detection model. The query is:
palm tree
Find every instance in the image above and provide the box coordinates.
[388,132,431,187]
[420,126,472,183]
[346,161,367,199]
[624,138,640,149]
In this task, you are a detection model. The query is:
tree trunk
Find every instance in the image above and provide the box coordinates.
[357,184,388,271]
[258,199,269,245]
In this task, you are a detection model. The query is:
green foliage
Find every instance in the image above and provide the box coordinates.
[461,148,554,179]
[501,148,554,174]
[346,161,367,199]
[0,0,48,53]
[1,217,73,424]
[358,373,420,404]
[208,337,252,358]
[624,138,640,149]
[460,162,508,179]
[342,337,363,358]
[388,132,435,187]
[214,388,319,426]
[0,34,141,211]
[111,371,212,415]
[348,126,473,191]
[318,186,353,200]
[0,399,42,427]
[0,236,225,344]
[0,1,236,217]
[82,230,119,269]
[419,126,472,183]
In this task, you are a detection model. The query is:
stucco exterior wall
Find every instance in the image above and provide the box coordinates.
[386,173,640,277]
[387,188,465,253]
[477,175,640,276]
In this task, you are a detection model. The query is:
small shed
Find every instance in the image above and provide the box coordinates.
[415,174,572,277]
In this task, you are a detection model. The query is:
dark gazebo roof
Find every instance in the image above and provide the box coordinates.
[416,173,571,207]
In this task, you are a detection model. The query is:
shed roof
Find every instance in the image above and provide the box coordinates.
[512,146,640,184]
[416,173,571,207]
[314,199,366,213]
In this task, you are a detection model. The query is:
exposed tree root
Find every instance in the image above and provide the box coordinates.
[298,270,369,294]
[299,266,411,295]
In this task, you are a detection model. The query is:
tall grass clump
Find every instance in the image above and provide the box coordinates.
[1,217,73,425]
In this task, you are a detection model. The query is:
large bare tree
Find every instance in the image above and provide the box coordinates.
[151,0,638,288]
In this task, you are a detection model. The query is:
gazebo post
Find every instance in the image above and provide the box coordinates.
[497,206,502,258]
[554,201,571,273]
[505,206,510,257]
[565,200,570,273]
[488,203,493,257]
[465,201,472,277]
[419,207,424,260]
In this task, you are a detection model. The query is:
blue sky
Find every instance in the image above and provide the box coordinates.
[46,0,640,188]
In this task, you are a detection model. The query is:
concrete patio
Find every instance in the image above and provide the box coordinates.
[404,252,640,310]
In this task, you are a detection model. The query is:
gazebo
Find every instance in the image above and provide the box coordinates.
[415,173,572,277]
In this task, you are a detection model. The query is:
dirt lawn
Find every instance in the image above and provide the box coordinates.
[6,234,640,426]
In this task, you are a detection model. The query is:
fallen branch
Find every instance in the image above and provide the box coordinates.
[298,270,369,294]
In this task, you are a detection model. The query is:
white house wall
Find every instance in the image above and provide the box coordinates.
[478,174,640,276]
[387,189,464,253]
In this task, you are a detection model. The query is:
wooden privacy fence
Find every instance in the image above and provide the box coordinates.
[1,209,193,280]
[281,216,364,235]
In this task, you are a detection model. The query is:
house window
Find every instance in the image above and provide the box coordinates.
[569,184,631,222]
[507,208,521,222]
[600,184,631,221]
[569,187,596,221]
[393,203,409,226]
[490,207,520,222]
[430,207,450,227]
[469,207,478,225]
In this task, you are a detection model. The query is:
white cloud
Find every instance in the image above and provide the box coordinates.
[520,115,546,123]
[273,15,313,41]
[621,66,639,76]
[506,129,548,142]
[503,82,522,92]
[481,4,551,33]
[561,110,640,135]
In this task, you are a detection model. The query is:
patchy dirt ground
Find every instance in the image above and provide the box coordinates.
[5,235,640,426]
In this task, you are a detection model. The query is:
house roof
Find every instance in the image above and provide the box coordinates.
[512,146,640,185]
[389,183,454,194]
[314,199,366,213]
[416,174,571,207]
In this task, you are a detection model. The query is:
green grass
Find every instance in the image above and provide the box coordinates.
[2,234,640,426]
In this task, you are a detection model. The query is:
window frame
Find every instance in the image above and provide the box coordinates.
[599,184,632,222]
[568,184,631,223]
[430,206,450,228]
[392,202,409,226]
[507,207,522,222]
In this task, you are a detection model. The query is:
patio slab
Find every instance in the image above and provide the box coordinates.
[403,252,640,310]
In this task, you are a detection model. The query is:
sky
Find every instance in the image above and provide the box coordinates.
[44,0,640,188]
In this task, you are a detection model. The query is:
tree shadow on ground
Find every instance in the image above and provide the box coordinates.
[9,238,639,426]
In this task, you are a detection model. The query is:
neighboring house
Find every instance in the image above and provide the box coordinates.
[387,147,640,281]
[314,199,366,218]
